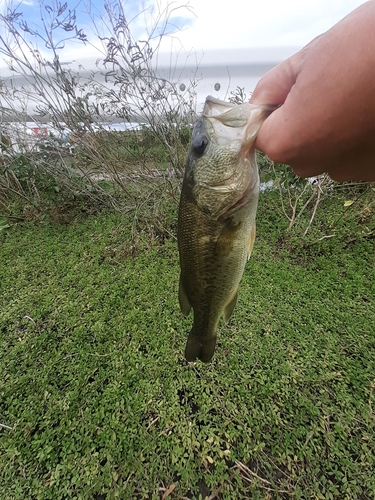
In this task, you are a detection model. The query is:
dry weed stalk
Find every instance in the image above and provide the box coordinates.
[0,0,196,210]
[270,159,333,235]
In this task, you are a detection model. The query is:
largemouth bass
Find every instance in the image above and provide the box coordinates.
[177,96,273,363]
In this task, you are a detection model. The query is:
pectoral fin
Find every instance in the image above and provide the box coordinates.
[223,290,238,323]
[179,278,191,316]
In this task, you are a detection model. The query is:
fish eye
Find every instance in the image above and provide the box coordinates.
[192,135,208,156]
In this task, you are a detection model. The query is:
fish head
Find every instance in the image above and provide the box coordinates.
[184,96,273,220]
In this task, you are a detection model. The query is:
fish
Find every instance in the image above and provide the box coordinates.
[177,95,273,363]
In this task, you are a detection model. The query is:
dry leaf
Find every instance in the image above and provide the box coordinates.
[162,483,176,499]
[344,200,354,207]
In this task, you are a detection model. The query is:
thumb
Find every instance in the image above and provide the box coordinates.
[250,53,302,107]
[249,50,306,159]
[252,105,288,159]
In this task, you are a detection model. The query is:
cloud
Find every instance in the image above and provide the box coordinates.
[159,0,367,51]
[0,0,367,72]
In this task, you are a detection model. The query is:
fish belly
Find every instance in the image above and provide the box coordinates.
[178,192,256,362]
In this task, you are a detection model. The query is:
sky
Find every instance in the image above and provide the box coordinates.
[0,0,369,112]
[0,0,368,66]
[170,0,368,51]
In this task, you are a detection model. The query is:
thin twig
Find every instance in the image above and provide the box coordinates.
[0,423,13,430]
[235,461,272,486]
[146,415,160,430]
[304,234,336,247]
[23,315,36,325]
[292,188,318,225]
[303,183,322,236]
[234,461,293,495]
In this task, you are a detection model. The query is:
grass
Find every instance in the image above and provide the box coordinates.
[0,189,374,499]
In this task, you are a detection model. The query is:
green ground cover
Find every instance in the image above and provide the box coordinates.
[1,191,374,499]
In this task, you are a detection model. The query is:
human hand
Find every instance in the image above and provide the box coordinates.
[250,1,375,182]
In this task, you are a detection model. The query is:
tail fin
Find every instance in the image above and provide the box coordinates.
[184,331,217,363]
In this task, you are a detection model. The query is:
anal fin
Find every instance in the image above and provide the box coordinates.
[223,290,238,323]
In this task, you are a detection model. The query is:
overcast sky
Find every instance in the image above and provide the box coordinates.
[0,0,369,112]
[0,0,368,56]
[167,0,367,52]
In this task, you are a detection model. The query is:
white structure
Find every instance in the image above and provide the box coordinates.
[0,47,297,142]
